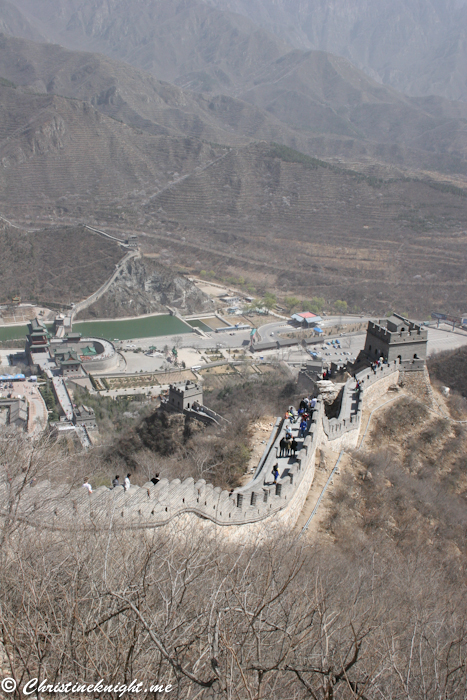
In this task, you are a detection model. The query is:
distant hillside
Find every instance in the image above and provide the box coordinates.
[239,50,467,162]
[141,142,467,316]
[4,0,290,94]
[0,81,235,222]
[0,222,124,304]
[1,34,467,178]
[0,0,44,42]
[206,0,467,104]
[5,0,467,105]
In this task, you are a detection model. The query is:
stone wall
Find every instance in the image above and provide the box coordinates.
[2,364,402,536]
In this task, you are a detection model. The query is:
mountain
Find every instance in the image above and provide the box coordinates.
[7,0,467,103]
[0,0,44,42]
[238,49,467,162]
[1,33,467,179]
[205,0,467,104]
[139,142,467,317]
[0,220,124,304]
[4,0,290,95]
[0,11,466,317]
[0,80,234,223]
[1,63,466,316]
[0,33,285,145]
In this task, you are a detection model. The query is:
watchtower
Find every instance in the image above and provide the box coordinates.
[168,381,203,412]
[363,313,427,364]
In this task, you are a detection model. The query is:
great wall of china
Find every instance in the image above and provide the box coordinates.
[1,360,405,537]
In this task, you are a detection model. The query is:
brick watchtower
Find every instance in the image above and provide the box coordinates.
[363,313,427,364]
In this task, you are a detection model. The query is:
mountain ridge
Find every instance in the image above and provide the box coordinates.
[1,32,467,179]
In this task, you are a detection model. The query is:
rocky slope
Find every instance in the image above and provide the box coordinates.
[141,142,467,317]
[77,256,213,319]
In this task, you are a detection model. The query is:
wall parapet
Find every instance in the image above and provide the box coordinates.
[9,401,324,532]
[323,361,400,442]
[3,364,402,533]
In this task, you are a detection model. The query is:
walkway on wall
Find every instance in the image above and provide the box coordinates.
[0,362,405,534]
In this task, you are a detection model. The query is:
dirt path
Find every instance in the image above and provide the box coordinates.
[296,390,410,537]
[296,448,351,536]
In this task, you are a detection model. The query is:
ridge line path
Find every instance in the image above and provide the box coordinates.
[147,150,232,203]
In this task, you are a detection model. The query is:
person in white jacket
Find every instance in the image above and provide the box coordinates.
[123,473,131,492]
[82,479,92,494]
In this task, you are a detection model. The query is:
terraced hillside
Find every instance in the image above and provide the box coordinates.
[0,34,290,146]
[1,34,467,178]
[0,82,235,223]
[0,26,466,317]
[142,143,467,316]
[0,221,124,304]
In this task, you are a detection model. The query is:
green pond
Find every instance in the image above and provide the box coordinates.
[0,315,193,343]
[74,315,192,341]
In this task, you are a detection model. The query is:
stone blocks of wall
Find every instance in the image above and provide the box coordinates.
[15,402,324,534]
[6,364,404,536]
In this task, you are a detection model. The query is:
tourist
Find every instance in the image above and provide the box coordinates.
[310,397,317,409]
[299,419,307,438]
[82,478,92,494]
[123,474,131,492]
[112,475,120,488]
[273,465,279,484]
[151,473,160,485]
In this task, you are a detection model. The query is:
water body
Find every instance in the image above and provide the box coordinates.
[0,315,192,343]
[73,315,192,341]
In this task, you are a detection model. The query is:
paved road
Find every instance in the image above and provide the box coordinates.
[52,377,74,421]
[257,316,371,343]
[26,386,48,434]
[427,327,467,356]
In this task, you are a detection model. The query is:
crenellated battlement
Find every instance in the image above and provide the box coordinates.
[2,364,402,535]
[364,314,427,364]
[367,321,427,343]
